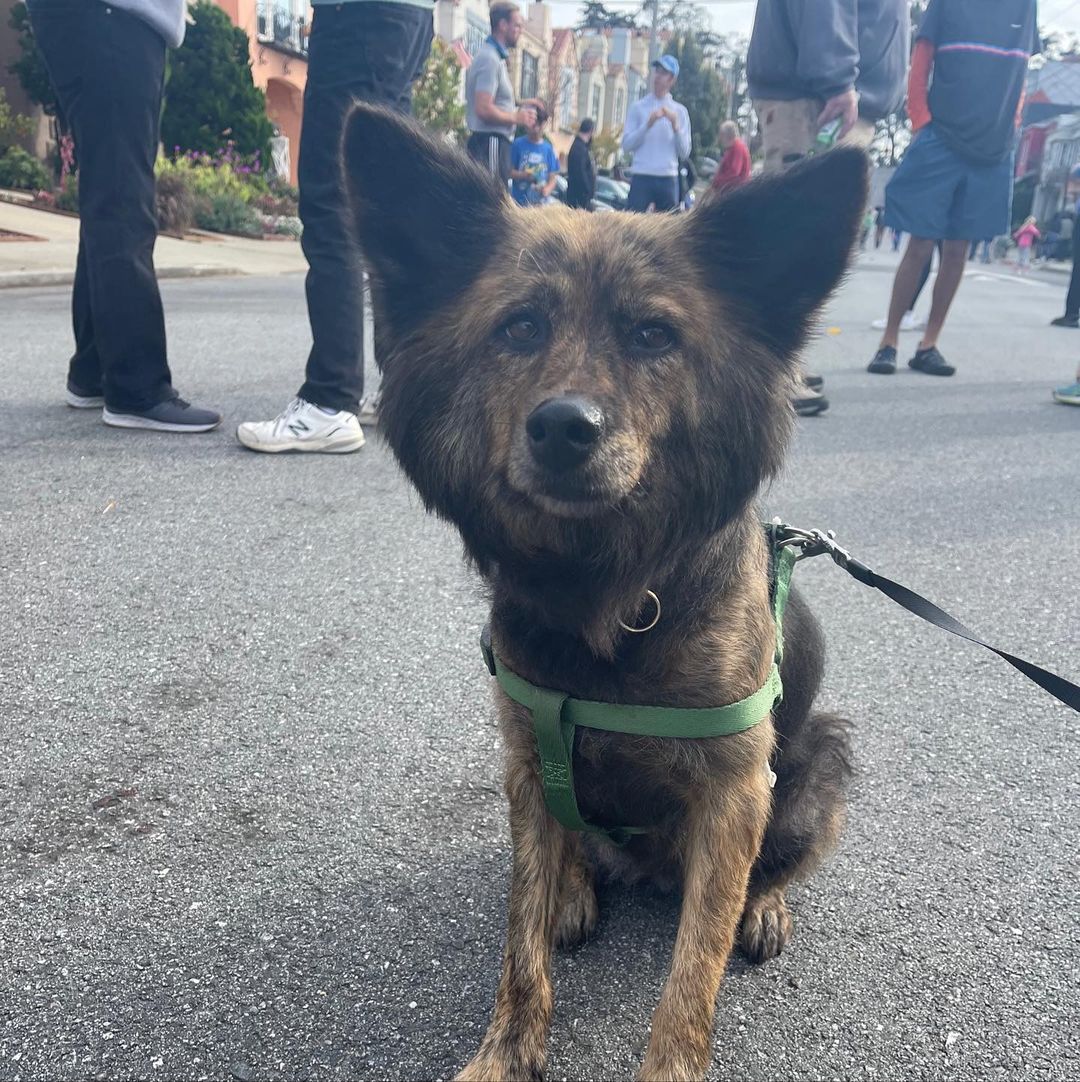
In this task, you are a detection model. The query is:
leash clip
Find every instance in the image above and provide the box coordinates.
[772,521,851,569]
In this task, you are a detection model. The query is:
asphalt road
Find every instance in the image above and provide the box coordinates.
[1,250,1078,1082]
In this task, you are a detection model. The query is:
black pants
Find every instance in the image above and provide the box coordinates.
[298,2,432,413]
[29,0,173,411]
[1065,227,1080,319]
[466,132,512,183]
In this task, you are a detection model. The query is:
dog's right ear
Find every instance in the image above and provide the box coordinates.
[342,103,507,334]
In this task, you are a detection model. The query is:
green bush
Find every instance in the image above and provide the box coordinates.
[0,145,49,190]
[55,173,78,211]
[161,0,273,162]
[194,192,262,236]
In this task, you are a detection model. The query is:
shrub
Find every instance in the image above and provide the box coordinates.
[161,0,273,162]
[0,145,50,190]
[194,192,262,236]
[156,170,196,233]
[55,173,78,211]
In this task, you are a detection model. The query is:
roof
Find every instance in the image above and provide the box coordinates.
[607,62,626,79]
[551,28,574,55]
[1027,60,1080,108]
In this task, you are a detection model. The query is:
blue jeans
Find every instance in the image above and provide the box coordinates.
[298,2,433,413]
[627,174,679,213]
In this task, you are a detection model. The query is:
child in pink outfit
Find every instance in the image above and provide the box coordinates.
[1013,216,1040,273]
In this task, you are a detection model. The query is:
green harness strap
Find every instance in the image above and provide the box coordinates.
[481,530,800,844]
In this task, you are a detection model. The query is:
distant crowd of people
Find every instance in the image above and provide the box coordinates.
[26,0,1076,449]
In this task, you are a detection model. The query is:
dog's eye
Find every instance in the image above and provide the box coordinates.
[504,318,541,343]
[632,325,674,352]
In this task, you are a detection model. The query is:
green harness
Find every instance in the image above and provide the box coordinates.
[480,525,800,844]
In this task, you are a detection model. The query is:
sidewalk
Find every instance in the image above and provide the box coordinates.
[0,197,307,288]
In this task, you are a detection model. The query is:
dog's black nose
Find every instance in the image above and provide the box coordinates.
[526,396,606,472]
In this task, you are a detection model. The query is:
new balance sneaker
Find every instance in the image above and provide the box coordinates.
[103,397,221,432]
[357,390,381,427]
[1052,380,1080,405]
[908,346,955,377]
[867,345,897,374]
[66,379,104,409]
[236,397,365,453]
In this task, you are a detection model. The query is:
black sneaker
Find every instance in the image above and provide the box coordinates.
[1050,315,1079,328]
[103,397,222,432]
[908,346,955,377]
[66,379,104,409]
[793,389,829,416]
[804,373,824,391]
[867,346,897,374]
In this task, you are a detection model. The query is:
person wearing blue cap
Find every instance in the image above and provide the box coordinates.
[621,55,692,213]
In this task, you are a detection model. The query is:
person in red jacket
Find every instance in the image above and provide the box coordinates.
[867,0,1039,379]
[710,121,751,195]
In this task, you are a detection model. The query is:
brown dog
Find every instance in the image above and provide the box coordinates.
[343,104,866,1081]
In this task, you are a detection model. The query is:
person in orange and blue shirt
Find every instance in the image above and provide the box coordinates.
[867,0,1040,380]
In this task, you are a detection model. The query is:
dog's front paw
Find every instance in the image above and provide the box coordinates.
[456,1050,542,1082]
[554,875,598,950]
[739,888,792,962]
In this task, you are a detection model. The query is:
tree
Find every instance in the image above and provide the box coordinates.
[412,40,467,145]
[577,2,638,31]
[8,2,57,117]
[591,125,622,170]
[161,1,273,161]
[668,30,725,159]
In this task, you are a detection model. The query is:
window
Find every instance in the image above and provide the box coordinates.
[560,67,574,130]
[522,52,539,101]
[615,88,625,127]
[591,84,602,122]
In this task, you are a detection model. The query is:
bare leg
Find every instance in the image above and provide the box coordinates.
[918,239,969,350]
[456,758,566,1082]
[879,236,936,349]
[638,778,771,1082]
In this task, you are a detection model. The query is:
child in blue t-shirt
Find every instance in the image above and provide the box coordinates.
[510,105,560,207]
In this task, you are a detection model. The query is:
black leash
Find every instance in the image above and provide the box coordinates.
[772,524,1080,714]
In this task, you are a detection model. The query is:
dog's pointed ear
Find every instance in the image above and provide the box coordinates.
[692,148,868,355]
[343,103,508,334]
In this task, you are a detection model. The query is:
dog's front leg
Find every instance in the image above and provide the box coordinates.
[457,755,565,1082]
[638,777,771,1082]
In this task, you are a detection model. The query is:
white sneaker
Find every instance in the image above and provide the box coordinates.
[870,312,924,332]
[236,397,365,454]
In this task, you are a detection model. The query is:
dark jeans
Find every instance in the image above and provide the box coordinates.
[29,0,173,411]
[298,1,433,413]
[627,174,679,213]
[466,132,512,183]
[1065,227,1080,319]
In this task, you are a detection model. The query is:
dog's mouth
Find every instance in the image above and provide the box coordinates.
[502,470,627,520]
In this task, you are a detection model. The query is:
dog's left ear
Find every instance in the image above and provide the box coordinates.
[342,103,508,334]
[691,148,868,355]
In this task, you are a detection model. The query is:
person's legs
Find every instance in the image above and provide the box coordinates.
[917,238,968,350]
[1063,227,1080,319]
[30,0,174,412]
[296,1,432,415]
[650,176,680,213]
[878,236,936,349]
[627,175,657,212]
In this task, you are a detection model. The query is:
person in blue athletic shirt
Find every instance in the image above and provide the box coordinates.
[510,105,560,207]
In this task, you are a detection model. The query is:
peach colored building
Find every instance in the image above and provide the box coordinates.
[212,0,309,184]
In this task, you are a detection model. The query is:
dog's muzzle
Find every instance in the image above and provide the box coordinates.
[526,396,606,473]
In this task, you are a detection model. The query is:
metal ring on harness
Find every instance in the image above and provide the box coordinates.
[618,590,661,634]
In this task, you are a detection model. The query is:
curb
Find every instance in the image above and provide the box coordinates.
[0,264,246,290]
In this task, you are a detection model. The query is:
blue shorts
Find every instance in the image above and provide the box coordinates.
[627,174,679,213]
[883,125,1013,242]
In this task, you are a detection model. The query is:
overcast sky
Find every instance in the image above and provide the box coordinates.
[542,0,1080,42]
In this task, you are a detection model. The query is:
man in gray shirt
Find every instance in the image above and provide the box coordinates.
[466,2,536,182]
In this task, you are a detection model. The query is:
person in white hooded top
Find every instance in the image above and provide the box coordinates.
[26,0,221,432]
[621,55,692,213]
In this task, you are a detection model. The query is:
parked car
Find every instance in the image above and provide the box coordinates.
[550,174,615,212]
[594,176,630,211]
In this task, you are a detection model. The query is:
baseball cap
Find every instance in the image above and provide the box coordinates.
[653,55,679,78]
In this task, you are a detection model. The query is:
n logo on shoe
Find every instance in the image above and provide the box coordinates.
[287,419,311,437]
